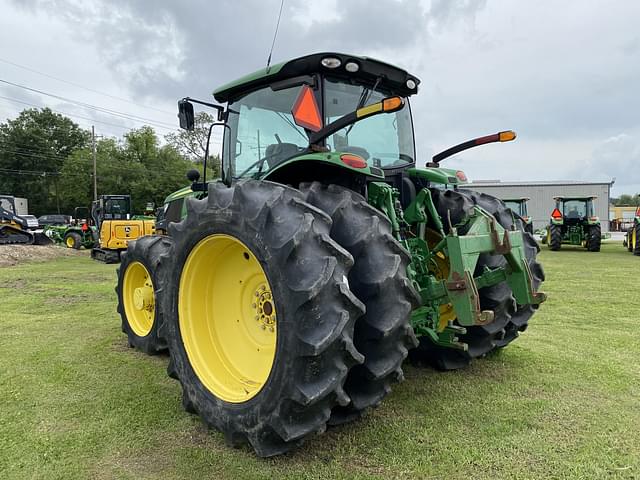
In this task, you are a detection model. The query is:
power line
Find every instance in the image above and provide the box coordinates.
[0,95,136,132]
[0,78,179,131]
[0,147,70,162]
[0,56,175,115]
[0,140,77,158]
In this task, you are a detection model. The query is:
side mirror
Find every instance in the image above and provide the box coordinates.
[186,169,201,182]
[178,99,195,130]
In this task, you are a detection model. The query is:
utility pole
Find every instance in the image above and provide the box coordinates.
[92,125,97,201]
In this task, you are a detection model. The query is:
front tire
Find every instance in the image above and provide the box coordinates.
[162,181,364,457]
[116,235,173,354]
[549,224,562,250]
[300,182,419,425]
[634,223,640,256]
[587,224,601,252]
[409,189,544,371]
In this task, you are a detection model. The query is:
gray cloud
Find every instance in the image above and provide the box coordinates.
[3,0,640,195]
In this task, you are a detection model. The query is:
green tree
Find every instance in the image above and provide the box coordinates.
[58,127,193,214]
[612,194,640,206]
[0,108,90,215]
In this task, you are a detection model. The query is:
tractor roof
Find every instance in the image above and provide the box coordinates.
[554,196,597,201]
[213,52,420,103]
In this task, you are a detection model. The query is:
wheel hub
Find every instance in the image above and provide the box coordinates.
[253,284,276,332]
[133,286,154,311]
[122,261,155,337]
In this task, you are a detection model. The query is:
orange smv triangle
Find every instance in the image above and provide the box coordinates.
[291,85,322,132]
[551,208,562,219]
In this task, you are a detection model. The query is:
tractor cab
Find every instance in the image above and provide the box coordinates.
[503,197,532,233]
[178,52,516,208]
[504,198,529,219]
[92,195,132,222]
[90,195,155,263]
[552,196,596,225]
[546,196,601,251]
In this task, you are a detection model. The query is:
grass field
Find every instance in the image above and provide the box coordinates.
[1,242,639,479]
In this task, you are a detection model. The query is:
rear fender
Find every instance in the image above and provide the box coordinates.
[263,151,384,188]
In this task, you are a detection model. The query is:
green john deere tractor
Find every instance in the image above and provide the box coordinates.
[545,196,602,251]
[624,207,640,255]
[43,207,95,249]
[503,197,533,234]
[115,52,546,456]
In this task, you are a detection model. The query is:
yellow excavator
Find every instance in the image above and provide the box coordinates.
[90,195,155,263]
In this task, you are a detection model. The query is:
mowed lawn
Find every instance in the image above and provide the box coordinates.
[1,242,639,479]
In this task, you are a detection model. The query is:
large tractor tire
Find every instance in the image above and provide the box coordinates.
[586,224,601,252]
[161,181,365,457]
[634,222,640,256]
[548,224,562,250]
[300,182,419,425]
[626,227,633,252]
[409,189,544,371]
[116,235,173,355]
[64,232,82,250]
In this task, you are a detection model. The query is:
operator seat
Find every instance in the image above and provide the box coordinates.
[264,143,300,168]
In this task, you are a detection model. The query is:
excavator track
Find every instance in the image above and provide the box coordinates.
[0,225,34,245]
[91,247,121,264]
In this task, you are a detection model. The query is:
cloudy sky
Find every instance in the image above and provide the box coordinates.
[1,0,638,195]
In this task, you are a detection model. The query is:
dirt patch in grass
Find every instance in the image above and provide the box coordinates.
[0,245,86,267]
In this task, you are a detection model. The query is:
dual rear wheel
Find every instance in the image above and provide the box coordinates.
[115,181,542,455]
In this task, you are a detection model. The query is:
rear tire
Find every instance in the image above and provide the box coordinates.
[64,232,82,249]
[409,189,544,371]
[300,182,419,425]
[587,224,601,252]
[116,235,173,354]
[162,181,365,457]
[549,224,562,250]
[634,223,640,256]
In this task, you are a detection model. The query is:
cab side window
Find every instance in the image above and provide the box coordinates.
[165,198,184,224]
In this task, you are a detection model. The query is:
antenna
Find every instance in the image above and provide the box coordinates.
[266,0,285,69]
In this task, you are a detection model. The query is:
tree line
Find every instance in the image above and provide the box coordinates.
[0,108,219,215]
[610,194,640,206]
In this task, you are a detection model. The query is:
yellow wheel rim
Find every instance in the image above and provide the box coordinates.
[66,236,75,248]
[122,261,155,337]
[179,234,277,403]
[426,229,456,331]
[633,228,637,249]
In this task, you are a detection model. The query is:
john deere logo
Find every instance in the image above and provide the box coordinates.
[124,226,131,235]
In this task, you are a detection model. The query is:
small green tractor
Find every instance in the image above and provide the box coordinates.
[503,197,533,234]
[114,52,545,456]
[544,196,603,251]
[623,206,640,255]
[43,207,95,249]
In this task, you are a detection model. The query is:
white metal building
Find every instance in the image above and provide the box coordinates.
[465,180,614,231]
